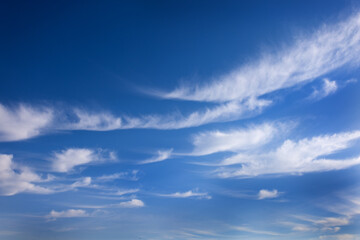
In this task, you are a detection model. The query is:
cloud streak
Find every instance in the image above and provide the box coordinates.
[214,130,360,178]
[0,154,53,196]
[157,190,211,199]
[0,103,53,142]
[47,209,89,219]
[139,149,173,164]
[232,226,283,236]
[308,78,338,100]
[0,99,269,142]
[51,148,116,173]
[190,123,281,156]
[158,12,360,103]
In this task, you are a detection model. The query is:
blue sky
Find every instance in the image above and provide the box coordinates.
[1,1,360,239]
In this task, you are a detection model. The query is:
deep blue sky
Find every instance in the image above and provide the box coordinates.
[1,1,360,240]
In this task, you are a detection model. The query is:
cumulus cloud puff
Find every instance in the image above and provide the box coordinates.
[258,189,279,200]
[48,209,89,219]
[117,199,145,208]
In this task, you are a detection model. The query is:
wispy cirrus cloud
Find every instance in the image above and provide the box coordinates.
[113,189,139,196]
[51,148,116,173]
[68,109,122,131]
[190,122,283,156]
[0,103,53,142]
[157,13,360,103]
[96,170,139,182]
[63,98,269,131]
[70,177,92,188]
[0,154,53,196]
[284,187,360,236]
[319,234,360,240]
[290,215,349,233]
[214,130,360,178]
[0,153,123,196]
[2,13,360,144]
[322,187,360,217]
[232,225,283,236]
[138,149,173,164]
[308,78,338,100]
[0,98,269,142]
[157,190,211,199]
[281,217,345,234]
[75,199,145,209]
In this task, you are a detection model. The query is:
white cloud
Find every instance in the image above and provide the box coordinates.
[291,224,317,232]
[158,12,360,103]
[71,177,92,188]
[216,130,360,178]
[319,234,360,240]
[0,98,270,142]
[0,154,53,196]
[2,14,360,142]
[309,78,338,100]
[158,190,211,199]
[72,98,269,130]
[282,215,349,234]
[71,199,145,209]
[126,98,270,129]
[191,123,280,156]
[67,109,122,131]
[51,148,115,172]
[285,188,360,235]
[258,189,279,200]
[232,226,283,236]
[96,170,139,182]
[48,209,89,219]
[0,103,53,142]
[314,217,350,228]
[117,199,145,208]
[295,215,350,230]
[114,189,139,196]
[323,187,360,217]
[139,149,173,164]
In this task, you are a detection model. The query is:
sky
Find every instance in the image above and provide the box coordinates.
[1,0,360,239]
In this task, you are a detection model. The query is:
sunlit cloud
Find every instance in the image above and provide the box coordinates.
[0,103,53,142]
[0,154,53,196]
[308,78,338,100]
[258,189,280,200]
[157,13,360,103]
[47,209,89,219]
[215,130,360,178]
[51,148,116,173]
[117,199,145,208]
[190,122,283,156]
[157,190,211,199]
[96,170,139,182]
[139,149,173,164]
